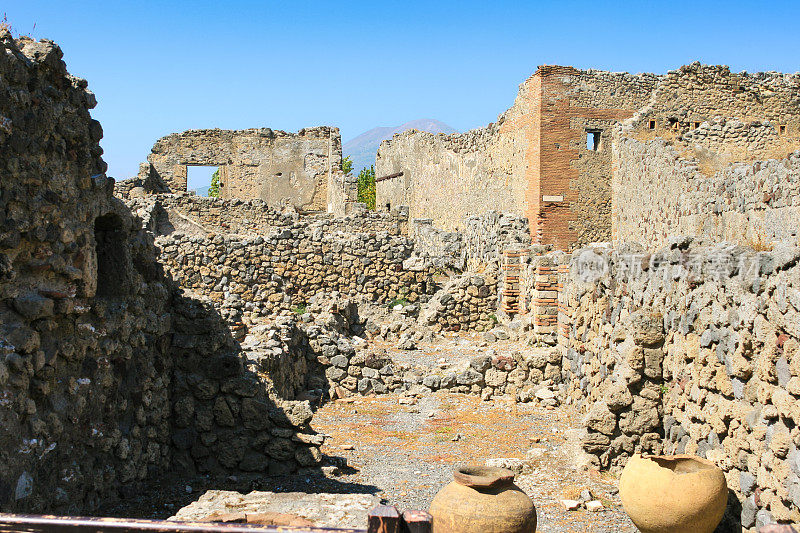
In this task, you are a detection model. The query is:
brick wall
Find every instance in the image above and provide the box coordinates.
[529,66,659,250]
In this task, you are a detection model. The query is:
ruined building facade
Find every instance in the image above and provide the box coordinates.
[377,64,800,251]
[136,127,355,214]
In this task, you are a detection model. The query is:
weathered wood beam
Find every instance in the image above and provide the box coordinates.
[0,513,360,533]
[366,506,400,533]
[375,172,403,183]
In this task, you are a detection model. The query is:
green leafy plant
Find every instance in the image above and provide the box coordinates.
[292,303,307,315]
[387,297,409,309]
[341,156,353,176]
[658,383,669,397]
[208,169,220,197]
[357,165,376,210]
[488,313,499,324]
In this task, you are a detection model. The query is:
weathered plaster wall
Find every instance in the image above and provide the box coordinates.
[145,127,342,212]
[375,123,525,232]
[612,136,800,250]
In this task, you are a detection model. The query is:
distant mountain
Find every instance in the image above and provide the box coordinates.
[343,119,458,174]
[189,185,211,197]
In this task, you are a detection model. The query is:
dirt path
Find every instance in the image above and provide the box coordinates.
[313,392,637,532]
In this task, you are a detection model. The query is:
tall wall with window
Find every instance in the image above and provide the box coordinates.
[612,63,800,249]
[142,127,343,212]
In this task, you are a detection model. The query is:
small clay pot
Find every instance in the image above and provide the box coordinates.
[429,465,536,533]
[619,453,728,533]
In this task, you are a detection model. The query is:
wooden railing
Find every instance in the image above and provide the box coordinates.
[0,506,431,533]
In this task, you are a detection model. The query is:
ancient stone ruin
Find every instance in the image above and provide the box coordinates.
[377,64,800,251]
[1,29,799,533]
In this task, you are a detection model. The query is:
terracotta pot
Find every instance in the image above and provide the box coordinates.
[429,465,536,533]
[619,454,728,533]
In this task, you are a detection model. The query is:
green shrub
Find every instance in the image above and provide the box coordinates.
[208,169,220,197]
[341,156,353,176]
[357,165,376,210]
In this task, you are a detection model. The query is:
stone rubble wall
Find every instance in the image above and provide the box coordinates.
[612,134,800,249]
[556,240,800,528]
[0,33,325,513]
[303,294,561,402]
[0,33,173,512]
[154,222,435,325]
[418,272,499,332]
[625,63,800,143]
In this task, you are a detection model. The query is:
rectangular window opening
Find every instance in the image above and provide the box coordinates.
[648,120,656,130]
[779,125,787,135]
[693,121,701,129]
[186,165,221,197]
[586,130,601,151]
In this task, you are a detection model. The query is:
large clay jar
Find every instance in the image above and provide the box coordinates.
[619,454,728,533]
[429,465,536,533]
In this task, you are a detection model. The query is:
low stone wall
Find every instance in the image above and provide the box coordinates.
[418,272,498,332]
[324,345,562,403]
[155,220,434,324]
[557,240,800,528]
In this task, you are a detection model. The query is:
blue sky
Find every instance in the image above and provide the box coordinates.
[4,1,799,180]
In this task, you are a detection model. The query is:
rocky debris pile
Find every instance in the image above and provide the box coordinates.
[419,272,498,332]
[560,489,605,513]
[171,490,379,530]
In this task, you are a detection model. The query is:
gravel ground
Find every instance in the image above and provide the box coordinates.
[313,392,637,532]
[100,337,637,532]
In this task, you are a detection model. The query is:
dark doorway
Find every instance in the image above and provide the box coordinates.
[94,214,128,298]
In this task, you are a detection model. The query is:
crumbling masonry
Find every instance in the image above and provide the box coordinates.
[2,31,800,532]
[377,64,800,251]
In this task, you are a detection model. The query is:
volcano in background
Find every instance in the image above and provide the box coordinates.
[343,119,458,174]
